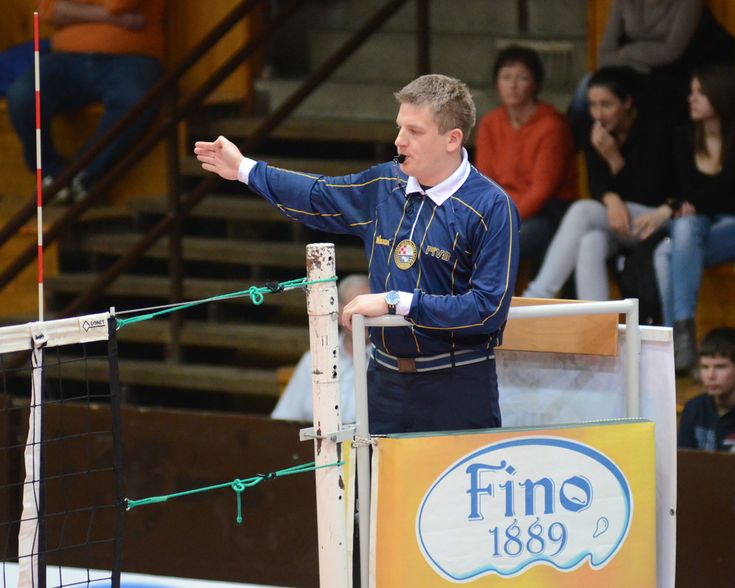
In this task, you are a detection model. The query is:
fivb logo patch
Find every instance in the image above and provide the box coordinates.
[416,437,632,581]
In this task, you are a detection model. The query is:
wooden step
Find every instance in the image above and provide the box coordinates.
[56,356,279,397]
[308,31,584,89]
[117,320,308,361]
[45,274,309,310]
[129,194,293,224]
[76,235,367,271]
[181,155,374,178]
[190,115,398,144]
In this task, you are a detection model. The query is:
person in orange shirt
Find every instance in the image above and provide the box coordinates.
[475,45,577,268]
[6,0,166,202]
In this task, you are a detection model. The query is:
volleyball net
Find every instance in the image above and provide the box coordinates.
[0,313,123,588]
[0,273,337,587]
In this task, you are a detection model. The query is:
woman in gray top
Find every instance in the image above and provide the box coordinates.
[597,0,704,73]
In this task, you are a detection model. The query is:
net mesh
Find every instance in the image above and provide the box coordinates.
[0,315,123,587]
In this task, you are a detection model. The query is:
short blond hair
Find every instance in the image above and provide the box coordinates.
[394,74,476,144]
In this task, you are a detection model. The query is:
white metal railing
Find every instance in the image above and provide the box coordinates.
[350,298,641,588]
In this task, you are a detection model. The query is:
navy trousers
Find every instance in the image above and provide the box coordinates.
[366,357,501,435]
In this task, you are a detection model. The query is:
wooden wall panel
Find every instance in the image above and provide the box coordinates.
[677,450,735,588]
[36,404,321,587]
[500,297,619,356]
[166,2,258,105]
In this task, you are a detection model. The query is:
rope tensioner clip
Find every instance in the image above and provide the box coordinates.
[299,424,357,444]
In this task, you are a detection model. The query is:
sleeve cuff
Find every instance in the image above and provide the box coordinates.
[397,291,413,316]
[237,157,258,184]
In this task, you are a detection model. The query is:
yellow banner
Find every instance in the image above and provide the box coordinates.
[370,421,655,587]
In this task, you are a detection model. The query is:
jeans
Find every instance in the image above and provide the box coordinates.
[6,52,162,183]
[653,214,735,326]
[524,199,655,300]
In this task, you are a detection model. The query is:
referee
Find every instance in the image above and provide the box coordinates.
[195,74,520,434]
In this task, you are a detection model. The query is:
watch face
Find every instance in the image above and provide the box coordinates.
[386,291,400,305]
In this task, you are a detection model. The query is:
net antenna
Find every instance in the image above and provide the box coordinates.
[17,12,48,586]
[34,9,45,324]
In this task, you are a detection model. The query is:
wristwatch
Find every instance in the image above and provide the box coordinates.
[385,290,400,315]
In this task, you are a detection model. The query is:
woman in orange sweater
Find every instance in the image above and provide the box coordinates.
[475,45,577,267]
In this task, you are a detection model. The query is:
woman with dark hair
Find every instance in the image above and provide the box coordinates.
[523,66,677,300]
[653,65,735,374]
[474,45,577,266]
[568,0,735,144]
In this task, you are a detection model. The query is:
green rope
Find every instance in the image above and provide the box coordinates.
[116,276,336,329]
[125,460,343,525]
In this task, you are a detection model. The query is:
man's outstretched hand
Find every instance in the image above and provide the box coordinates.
[194,136,245,181]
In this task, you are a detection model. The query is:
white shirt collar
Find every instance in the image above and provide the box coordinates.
[404,148,470,206]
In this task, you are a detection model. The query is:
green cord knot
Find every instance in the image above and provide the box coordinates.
[248,286,264,305]
[232,479,246,524]
[115,275,339,328]
[125,459,345,527]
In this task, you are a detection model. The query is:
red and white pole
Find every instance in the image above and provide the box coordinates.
[34,11,44,321]
[18,16,45,587]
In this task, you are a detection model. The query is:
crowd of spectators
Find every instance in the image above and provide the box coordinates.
[477,0,735,382]
[3,0,734,447]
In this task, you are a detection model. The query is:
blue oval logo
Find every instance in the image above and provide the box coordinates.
[416,436,632,581]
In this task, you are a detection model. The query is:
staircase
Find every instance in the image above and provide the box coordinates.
[35,0,589,414]
[260,0,588,116]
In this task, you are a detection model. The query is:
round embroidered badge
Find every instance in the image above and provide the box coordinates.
[394,239,418,270]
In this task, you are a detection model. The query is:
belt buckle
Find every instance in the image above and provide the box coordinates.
[397,357,416,373]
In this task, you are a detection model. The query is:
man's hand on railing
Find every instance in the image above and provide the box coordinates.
[194,136,246,182]
[341,293,389,330]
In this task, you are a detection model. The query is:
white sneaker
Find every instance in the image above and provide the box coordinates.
[42,176,71,204]
[70,173,88,202]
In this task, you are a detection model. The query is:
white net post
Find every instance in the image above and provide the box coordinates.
[305,243,349,587]
[351,313,370,588]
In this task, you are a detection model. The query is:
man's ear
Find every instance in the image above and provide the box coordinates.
[447,128,463,153]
